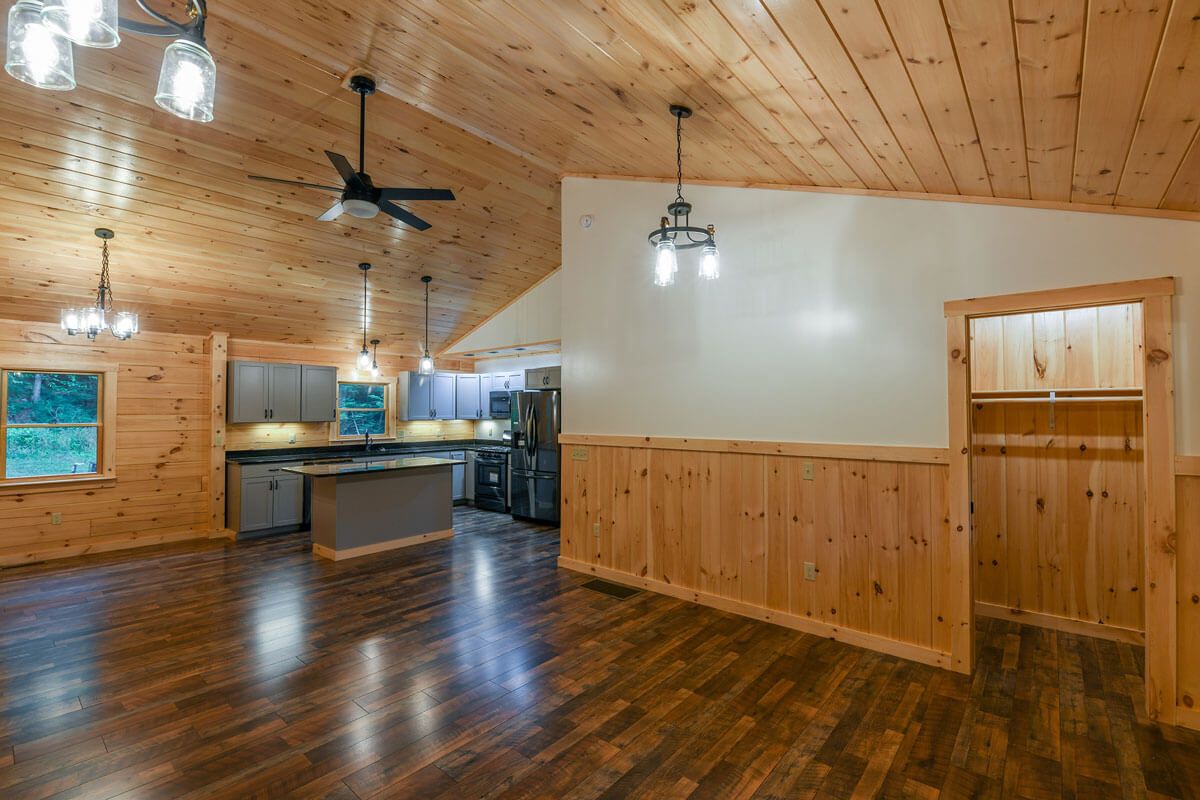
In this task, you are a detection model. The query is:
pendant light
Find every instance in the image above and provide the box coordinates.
[369,339,381,378]
[5,1,75,90]
[60,228,138,340]
[418,275,434,375]
[646,105,720,285]
[356,263,373,371]
[4,0,216,121]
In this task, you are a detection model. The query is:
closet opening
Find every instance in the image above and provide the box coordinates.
[944,277,1177,723]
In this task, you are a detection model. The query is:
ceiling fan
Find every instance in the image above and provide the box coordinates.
[247,75,455,230]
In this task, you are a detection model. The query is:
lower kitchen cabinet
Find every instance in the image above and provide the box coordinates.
[227,461,306,536]
[271,473,304,527]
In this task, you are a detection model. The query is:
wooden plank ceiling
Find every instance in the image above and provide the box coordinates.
[2,0,1199,348]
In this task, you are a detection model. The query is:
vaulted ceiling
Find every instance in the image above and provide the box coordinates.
[2,0,1198,348]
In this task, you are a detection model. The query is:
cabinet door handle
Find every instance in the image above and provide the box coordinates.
[264,408,269,419]
[269,408,274,419]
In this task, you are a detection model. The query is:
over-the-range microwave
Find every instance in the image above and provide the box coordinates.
[488,390,512,419]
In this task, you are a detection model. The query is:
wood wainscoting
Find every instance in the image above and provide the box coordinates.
[1176,470,1200,721]
[558,435,963,671]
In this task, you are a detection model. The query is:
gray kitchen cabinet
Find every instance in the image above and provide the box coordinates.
[432,374,457,420]
[269,363,302,421]
[238,476,275,532]
[300,365,338,422]
[455,374,483,420]
[228,361,271,423]
[450,450,466,501]
[400,372,434,420]
[228,361,310,423]
[525,366,561,390]
[271,473,304,527]
[494,371,524,392]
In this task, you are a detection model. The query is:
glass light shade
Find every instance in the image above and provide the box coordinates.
[370,360,381,378]
[41,0,119,48]
[60,307,82,334]
[653,238,677,287]
[418,354,435,375]
[155,38,216,122]
[698,241,720,280]
[356,346,373,371]
[82,305,105,337]
[6,1,75,90]
[343,199,380,219]
[111,310,138,339]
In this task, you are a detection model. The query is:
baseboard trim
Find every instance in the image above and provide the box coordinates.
[312,528,453,561]
[0,528,211,567]
[1177,706,1200,731]
[974,601,1144,645]
[557,557,951,669]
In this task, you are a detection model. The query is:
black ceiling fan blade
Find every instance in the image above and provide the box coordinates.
[378,187,456,202]
[325,150,366,191]
[247,174,343,192]
[378,200,432,231]
[317,201,344,222]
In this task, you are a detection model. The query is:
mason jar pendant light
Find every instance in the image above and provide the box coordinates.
[355,263,373,371]
[4,0,216,121]
[5,1,75,90]
[418,275,435,375]
[369,339,381,378]
[646,105,720,285]
[61,228,138,340]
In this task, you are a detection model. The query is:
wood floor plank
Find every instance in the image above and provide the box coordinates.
[0,509,1196,798]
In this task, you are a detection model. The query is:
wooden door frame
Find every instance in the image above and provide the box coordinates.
[944,277,1177,724]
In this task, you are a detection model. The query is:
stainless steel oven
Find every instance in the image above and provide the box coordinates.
[474,447,508,512]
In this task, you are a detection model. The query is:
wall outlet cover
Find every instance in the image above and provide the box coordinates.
[803,562,817,581]
[572,447,589,461]
[592,522,601,537]
[802,462,814,480]
[51,512,62,525]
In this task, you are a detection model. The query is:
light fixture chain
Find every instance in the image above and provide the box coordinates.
[98,238,114,311]
[675,111,684,204]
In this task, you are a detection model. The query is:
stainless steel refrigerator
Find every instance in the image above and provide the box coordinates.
[510,389,560,523]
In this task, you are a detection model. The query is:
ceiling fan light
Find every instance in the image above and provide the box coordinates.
[342,198,379,219]
[155,38,215,122]
[6,1,75,91]
[41,0,119,48]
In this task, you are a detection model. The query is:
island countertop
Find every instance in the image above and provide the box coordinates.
[283,457,465,477]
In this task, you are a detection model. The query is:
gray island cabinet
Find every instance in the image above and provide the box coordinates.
[283,456,465,560]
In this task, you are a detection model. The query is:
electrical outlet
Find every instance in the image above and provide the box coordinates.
[592,522,601,538]
[803,562,817,581]
[802,461,814,481]
[572,447,589,461]
[287,432,297,444]
[395,430,405,439]
[51,512,62,525]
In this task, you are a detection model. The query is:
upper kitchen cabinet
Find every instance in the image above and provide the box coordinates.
[455,374,484,419]
[493,371,524,392]
[300,365,338,422]
[525,366,560,390]
[228,361,336,423]
[399,372,459,420]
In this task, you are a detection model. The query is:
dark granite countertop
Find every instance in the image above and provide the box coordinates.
[282,457,466,477]
[226,439,506,465]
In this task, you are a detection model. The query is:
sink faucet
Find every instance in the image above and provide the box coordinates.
[363,432,373,452]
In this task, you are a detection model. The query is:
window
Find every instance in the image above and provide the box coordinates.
[2,370,104,480]
[334,381,392,439]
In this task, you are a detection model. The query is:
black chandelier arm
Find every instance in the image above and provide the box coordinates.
[119,0,206,40]
[648,226,714,250]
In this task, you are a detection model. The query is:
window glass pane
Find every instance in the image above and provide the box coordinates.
[6,372,99,424]
[5,427,98,478]
[338,410,386,437]
[337,383,385,410]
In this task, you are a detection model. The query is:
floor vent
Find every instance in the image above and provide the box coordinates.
[581,579,641,600]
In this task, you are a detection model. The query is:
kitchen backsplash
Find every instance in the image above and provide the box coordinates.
[474,418,510,441]
[226,420,477,450]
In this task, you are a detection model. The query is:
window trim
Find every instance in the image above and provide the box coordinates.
[330,379,395,441]
[0,367,118,490]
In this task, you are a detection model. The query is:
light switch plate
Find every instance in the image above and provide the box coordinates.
[803,562,817,581]
[572,447,589,461]
[802,462,814,480]
[593,522,601,538]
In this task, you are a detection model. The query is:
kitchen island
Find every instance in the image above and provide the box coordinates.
[283,457,465,561]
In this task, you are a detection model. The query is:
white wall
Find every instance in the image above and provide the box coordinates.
[562,177,1200,452]
[445,270,561,354]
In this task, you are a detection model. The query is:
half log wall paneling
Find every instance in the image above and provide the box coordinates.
[559,440,955,669]
[0,320,214,565]
[224,339,475,451]
[970,303,1143,391]
[972,400,1145,639]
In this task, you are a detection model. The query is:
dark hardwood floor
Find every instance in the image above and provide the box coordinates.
[0,508,1196,799]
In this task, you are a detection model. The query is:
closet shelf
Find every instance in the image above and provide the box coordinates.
[971,387,1143,403]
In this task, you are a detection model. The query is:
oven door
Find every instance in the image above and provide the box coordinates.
[488,391,511,419]
[475,458,505,490]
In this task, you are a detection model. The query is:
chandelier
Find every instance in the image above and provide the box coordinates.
[4,0,217,122]
[61,228,139,340]
[647,104,720,286]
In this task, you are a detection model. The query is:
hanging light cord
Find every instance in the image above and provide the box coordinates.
[424,280,430,356]
[96,238,114,311]
[361,269,368,349]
